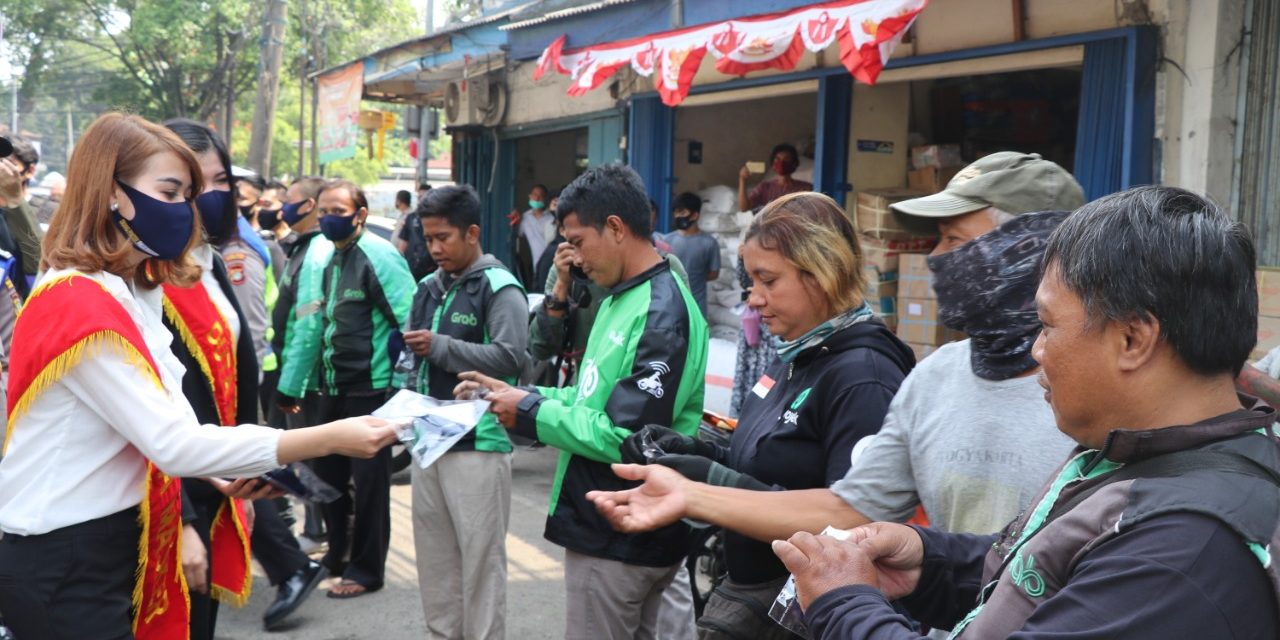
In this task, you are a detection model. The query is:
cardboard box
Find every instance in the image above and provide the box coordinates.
[897,297,965,346]
[856,188,928,238]
[908,166,962,194]
[879,313,898,333]
[898,253,935,299]
[865,279,898,316]
[1259,268,1280,317]
[1255,315,1280,361]
[897,298,946,344]
[911,144,963,170]
[860,235,937,274]
[907,342,937,362]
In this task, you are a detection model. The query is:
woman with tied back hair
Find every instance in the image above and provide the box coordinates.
[609,192,916,639]
[0,112,396,640]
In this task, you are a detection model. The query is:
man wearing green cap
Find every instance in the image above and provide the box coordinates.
[584,153,1087,625]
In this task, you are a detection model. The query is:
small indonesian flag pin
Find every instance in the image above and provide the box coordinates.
[752,374,775,399]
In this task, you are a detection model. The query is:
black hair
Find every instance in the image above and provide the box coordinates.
[318,179,368,211]
[418,181,431,192]
[556,164,651,237]
[417,183,481,231]
[241,174,267,193]
[648,198,658,213]
[769,143,799,164]
[531,183,548,197]
[10,138,37,171]
[673,191,702,215]
[265,180,287,192]
[1042,185,1257,376]
[396,190,412,207]
[290,176,326,202]
[162,118,239,244]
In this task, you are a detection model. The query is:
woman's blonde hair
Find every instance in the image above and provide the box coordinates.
[42,112,203,287]
[744,191,865,315]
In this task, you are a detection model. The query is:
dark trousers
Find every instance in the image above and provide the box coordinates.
[261,369,284,428]
[251,497,310,585]
[185,481,224,640]
[0,507,139,639]
[312,392,392,589]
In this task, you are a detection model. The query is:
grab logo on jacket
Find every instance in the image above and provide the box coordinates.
[578,359,600,400]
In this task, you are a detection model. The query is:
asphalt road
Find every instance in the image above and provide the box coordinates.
[216,444,568,639]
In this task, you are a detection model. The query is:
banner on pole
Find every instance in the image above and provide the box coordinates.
[316,62,364,165]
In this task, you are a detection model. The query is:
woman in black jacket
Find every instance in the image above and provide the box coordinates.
[617,191,914,639]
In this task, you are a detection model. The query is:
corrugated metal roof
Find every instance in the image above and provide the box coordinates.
[309,1,536,80]
[500,0,642,31]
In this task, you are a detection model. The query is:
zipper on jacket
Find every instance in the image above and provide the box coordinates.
[321,254,343,393]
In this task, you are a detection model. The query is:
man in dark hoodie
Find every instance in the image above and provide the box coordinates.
[777,185,1280,639]
[403,184,527,640]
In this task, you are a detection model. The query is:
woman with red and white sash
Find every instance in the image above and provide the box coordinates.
[0,112,396,640]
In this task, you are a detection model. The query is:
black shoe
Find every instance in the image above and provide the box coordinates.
[263,561,329,630]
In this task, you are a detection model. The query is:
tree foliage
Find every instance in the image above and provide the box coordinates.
[0,0,421,176]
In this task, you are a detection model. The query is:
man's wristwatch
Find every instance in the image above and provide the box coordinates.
[544,296,570,312]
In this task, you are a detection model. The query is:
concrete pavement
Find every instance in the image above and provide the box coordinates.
[216,444,567,639]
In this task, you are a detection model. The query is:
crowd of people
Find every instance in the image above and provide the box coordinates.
[0,108,1277,640]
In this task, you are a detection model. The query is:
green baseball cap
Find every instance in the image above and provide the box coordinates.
[890,152,1085,219]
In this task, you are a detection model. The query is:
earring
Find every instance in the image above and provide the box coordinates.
[110,202,119,212]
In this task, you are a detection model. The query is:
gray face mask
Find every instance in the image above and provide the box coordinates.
[927,211,1069,380]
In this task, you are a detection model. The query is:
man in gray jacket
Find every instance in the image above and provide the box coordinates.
[403,184,527,640]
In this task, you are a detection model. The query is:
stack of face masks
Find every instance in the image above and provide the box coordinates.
[373,389,491,470]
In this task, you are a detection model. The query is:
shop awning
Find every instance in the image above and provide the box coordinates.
[532,0,928,106]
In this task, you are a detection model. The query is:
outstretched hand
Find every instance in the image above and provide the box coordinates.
[586,463,691,533]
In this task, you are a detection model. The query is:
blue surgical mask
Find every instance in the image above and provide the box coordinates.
[529,199,545,210]
[195,189,234,241]
[113,180,195,260]
[282,199,310,226]
[319,212,361,242]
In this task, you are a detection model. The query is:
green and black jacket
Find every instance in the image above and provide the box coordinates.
[277,229,415,397]
[514,258,708,567]
[408,254,528,453]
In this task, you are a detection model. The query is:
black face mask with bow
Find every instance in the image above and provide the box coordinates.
[927,211,1069,380]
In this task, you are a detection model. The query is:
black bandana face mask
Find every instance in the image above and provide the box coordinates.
[927,211,1069,380]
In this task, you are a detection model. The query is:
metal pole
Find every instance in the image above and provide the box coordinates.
[10,75,18,134]
[66,108,74,158]
[298,0,307,178]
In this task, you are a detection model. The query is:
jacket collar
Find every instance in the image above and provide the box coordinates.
[1095,395,1276,466]
[607,257,671,298]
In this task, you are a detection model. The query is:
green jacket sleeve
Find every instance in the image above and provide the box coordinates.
[366,243,415,329]
[532,327,701,464]
[529,268,567,362]
[276,246,329,397]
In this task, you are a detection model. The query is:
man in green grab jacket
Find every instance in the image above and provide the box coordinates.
[276,179,415,599]
[459,164,708,640]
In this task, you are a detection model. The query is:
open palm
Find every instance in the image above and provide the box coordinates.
[587,464,691,533]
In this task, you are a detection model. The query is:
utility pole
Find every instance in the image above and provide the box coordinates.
[247,0,288,178]
[297,0,307,178]
[66,108,73,159]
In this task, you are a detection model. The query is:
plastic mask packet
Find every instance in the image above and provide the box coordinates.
[769,526,853,637]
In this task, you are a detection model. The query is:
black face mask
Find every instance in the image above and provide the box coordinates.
[239,204,254,220]
[673,215,696,231]
[258,207,282,230]
[927,211,1069,380]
